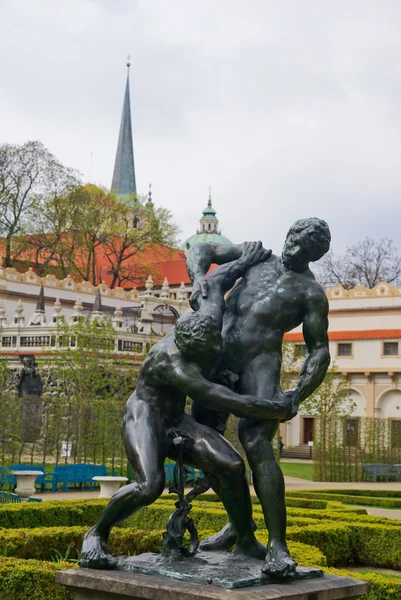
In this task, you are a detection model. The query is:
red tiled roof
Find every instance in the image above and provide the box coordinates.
[285,329,401,342]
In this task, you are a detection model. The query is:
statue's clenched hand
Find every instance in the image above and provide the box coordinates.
[279,389,300,422]
[240,241,272,268]
[190,275,209,303]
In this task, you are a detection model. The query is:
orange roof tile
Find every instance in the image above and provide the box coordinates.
[285,329,401,342]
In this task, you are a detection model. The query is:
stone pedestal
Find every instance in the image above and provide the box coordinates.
[92,476,128,499]
[56,568,369,600]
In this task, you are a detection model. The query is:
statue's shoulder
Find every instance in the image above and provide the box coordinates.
[304,278,328,312]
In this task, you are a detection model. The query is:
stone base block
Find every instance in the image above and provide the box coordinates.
[56,567,370,600]
[112,550,323,588]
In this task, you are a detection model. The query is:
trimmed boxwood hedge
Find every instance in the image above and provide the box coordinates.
[0,499,108,529]
[0,525,327,567]
[326,568,401,600]
[186,493,328,510]
[304,490,401,499]
[3,493,401,598]
[288,522,401,569]
[0,557,75,600]
[286,490,401,509]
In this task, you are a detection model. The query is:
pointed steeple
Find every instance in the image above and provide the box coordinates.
[93,288,102,313]
[36,285,45,313]
[28,286,46,326]
[111,58,137,196]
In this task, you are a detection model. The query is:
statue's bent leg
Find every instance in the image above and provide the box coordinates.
[171,414,265,560]
[81,396,166,569]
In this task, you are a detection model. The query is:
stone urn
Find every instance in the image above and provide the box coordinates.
[12,471,43,501]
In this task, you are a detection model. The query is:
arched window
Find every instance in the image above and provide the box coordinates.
[151,304,179,336]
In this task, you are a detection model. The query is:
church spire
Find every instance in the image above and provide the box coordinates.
[111,58,137,196]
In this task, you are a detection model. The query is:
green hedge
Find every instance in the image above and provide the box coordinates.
[302,489,401,499]
[0,527,164,561]
[287,491,401,509]
[326,568,401,600]
[181,493,328,510]
[0,499,108,529]
[0,525,326,567]
[288,522,401,569]
[0,539,326,600]
[0,498,370,533]
[0,557,74,600]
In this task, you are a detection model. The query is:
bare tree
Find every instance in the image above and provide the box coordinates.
[0,141,80,267]
[314,237,401,289]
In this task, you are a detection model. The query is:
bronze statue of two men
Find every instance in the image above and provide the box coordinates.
[81,217,331,580]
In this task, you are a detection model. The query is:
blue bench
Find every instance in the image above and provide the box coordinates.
[164,463,205,485]
[51,464,118,492]
[363,463,399,482]
[163,464,251,486]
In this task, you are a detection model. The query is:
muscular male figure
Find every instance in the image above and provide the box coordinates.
[81,242,295,568]
[187,218,331,578]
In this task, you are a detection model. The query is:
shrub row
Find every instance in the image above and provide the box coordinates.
[0,497,371,533]
[302,489,401,499]
[288,522,401,569]
[182,493,328,510]
[0,557,74,600]
[0,538,326,600]
[326,568,401,600]
[0,499,108,529]
[287,491,401,509]
[0,525,326,567]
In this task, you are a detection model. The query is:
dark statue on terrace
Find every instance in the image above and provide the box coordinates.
[80,218,331,588]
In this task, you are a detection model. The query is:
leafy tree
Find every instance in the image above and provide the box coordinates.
[29,186,180,287]
[102,195,180,288]
[299,366,355,418]
[0,141,80,267]
[314,237,401,289]
[59,185,117,284]
[39,316,137,469]
[0,359,21,466]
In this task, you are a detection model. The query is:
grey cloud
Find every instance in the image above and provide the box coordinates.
[0,0,401,255]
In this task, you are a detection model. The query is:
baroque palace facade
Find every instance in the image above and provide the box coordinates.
[282,280,401,449]
[0,262,401,451]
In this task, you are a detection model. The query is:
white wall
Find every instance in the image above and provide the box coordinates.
[377,390,401,419]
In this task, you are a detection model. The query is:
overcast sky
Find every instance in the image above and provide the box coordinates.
[1,0,400,255]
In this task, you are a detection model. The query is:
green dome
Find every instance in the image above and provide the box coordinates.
[180,232,232,250]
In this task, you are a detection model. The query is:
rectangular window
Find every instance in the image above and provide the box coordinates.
[337,342,352,357]
[383,342,399,356]
[294,344,308,359]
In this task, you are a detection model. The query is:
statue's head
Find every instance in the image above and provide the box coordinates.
[282,218,331,273]
[174,312,223,359]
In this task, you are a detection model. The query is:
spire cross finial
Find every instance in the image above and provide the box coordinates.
[127,54,131,68]
[208,185,212,205]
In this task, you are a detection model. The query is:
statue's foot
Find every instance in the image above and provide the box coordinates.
[80,528,117,570]
[233,538,267,561]
[200,523,237,552]
[200,520,257,552]
[262,542,297,579]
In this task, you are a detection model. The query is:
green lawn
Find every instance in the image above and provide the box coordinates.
[280,461,314,480]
